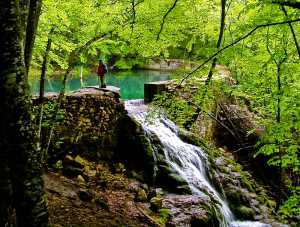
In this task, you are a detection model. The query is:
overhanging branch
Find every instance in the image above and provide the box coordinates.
[179,18,300,86]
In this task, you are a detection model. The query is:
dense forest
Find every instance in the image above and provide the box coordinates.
[0,0,299,226]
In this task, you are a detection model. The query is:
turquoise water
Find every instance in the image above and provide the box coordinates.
[30,70,170,100]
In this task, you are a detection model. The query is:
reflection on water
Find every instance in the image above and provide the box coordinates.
[29,70,170,100]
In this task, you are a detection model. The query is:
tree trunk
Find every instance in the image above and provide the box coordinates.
[25,0,42,74]
[80,65,84,88]
[276,66,281,123]
[40,28,54,103]
[0,1,49,226]
[206,0,226,85]
[281,6,300,58]
[184,0,227,129]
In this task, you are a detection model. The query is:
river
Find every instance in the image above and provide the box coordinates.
[29,70,170,100]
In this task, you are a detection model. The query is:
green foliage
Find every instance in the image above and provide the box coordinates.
[278,187,300,222]
[152,91,194,128]
[114,58,145,70]
[157,208,170,225]
[40,102,66,128]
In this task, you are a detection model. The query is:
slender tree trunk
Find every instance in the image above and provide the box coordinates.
[206,0,226,86]
[0,1,49,226]
[40,28,54,103]
[80,65,84,88]
[276,65,282,208]
[184,0,227,129]
[276,66,281,123]
[281,6,300,58]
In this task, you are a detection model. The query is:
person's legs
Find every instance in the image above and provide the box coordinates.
[100,76,106,88]
[98,77,101,88]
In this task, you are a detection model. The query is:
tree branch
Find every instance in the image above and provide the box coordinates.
[179,18,300,86]
[130,0,144,34]
[156,0,179,41]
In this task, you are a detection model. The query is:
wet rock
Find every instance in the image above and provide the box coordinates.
[175,185,192,195]
[78,189,93,202]
[232,205,255,220]
[190,214,219,227]
[115,115,156,183]
[161,194,219,227]
[156,166,191,194]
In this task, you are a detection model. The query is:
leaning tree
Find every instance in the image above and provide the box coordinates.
[0,0,49,226]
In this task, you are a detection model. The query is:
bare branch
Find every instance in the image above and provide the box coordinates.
[156,0,179,41]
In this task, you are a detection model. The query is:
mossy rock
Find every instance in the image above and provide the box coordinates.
[192,204,220,227]
[155,164,191,194]
[178,128,208,148]
[230,205,255,220]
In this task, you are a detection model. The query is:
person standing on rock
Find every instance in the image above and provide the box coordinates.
[97,59,108,88]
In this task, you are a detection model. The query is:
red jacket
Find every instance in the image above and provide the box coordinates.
[97,64,107,77]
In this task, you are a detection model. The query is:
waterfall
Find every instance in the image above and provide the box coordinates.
[125,100,271,227]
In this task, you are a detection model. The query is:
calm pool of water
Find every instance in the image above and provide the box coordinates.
[30,70,170,100]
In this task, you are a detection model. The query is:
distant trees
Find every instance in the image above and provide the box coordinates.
[0,0,49,226]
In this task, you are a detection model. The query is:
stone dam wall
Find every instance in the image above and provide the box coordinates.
[34,88,126,161]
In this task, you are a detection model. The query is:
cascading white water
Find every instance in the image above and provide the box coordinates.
[125,100,271,227]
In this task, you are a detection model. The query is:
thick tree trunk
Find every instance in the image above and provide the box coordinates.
[0,1,49,226]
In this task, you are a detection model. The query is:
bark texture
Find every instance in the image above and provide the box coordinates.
[0,0,49,226]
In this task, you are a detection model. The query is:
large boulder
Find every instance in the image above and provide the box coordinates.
[162,194,220,227]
